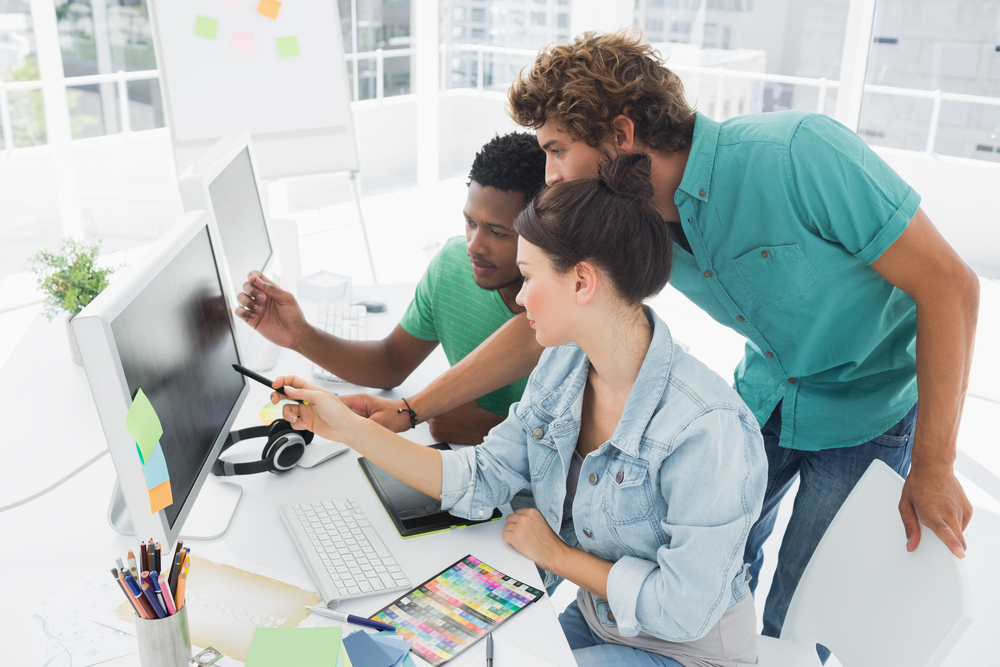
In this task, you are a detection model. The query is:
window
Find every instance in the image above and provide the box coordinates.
[471,27,485,39]
[531,12,546,26]
[453,6,466,21]
[471,7,486,22]
[558,13,569,28]
[859,0,1000,162]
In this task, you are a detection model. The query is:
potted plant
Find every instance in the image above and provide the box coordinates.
[29,238,116,365]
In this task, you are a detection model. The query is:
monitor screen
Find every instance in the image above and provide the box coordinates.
[111,227,244,528]
[207,146,273,293]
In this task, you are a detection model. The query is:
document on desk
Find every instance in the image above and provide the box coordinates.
[25,576,138,667]
[96,544,324,665]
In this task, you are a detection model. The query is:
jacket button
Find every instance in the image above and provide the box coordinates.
[762,250,770,259]
[589,473,598,485]
[583,528,592,538]
[532,428,544,439]
[616,470,624,483]
[789,377,797,384]
[607,610,616,623]
[703,270,712,278]
[699,189,706,197]
[765,351,774,359]
[737,315,745,322]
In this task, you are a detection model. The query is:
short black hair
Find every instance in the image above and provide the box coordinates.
[468,132,547,203]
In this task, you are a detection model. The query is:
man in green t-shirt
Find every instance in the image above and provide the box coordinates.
[235,133,545,444]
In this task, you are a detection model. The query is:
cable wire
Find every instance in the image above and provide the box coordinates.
[0,448,109,513]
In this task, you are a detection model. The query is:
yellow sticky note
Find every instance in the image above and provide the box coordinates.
[276,36,299,58]
[341,642,353,667]
[256,0,281,20]
[149,480,173,514]
[194,15,219,40]
[126,389,163,462]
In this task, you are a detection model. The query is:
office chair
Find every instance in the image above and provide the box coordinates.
[755,459,973,667]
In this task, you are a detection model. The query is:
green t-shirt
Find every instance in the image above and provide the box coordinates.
[400,236,527,416]
[669,111,920,451]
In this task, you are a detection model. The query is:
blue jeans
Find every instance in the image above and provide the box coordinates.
[744,401,917,663]
[559,600,684,667]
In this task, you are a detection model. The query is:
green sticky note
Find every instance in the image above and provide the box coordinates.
[194,15,219,40]
[246,627,341,667]
[276,36,300,58]
[126,388,163,461]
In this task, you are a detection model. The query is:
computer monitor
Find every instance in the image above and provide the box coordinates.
[74,211,250,547]
[178,133,282,371]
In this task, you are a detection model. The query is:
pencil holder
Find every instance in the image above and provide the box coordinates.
[135,606,192,667]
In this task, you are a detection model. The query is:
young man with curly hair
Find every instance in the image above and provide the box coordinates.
[237,132,546,445]
[341,31,979,660]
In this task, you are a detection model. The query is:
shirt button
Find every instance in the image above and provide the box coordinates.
[699,189,706,197]
[589,473,598,485]
[703,270,712,278]
[551,512,558,521]
[789,377,797,384]
[765,351,774,359]
[583,528,592,538]
[616,470,624,483]
[532,428,543,440]
[736,315,745,322]
[762,251,770,259]
[478,510,484,517]
[607,610,616,623]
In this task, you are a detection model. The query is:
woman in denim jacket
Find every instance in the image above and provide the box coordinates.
[275,153,767,667]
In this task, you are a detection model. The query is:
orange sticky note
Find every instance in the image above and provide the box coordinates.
[149,480,173,514]
[256,0,281,20]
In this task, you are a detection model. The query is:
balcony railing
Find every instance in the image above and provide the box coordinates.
[4,48,1000,160]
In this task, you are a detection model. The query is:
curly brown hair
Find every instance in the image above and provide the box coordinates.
[508,29,696,154]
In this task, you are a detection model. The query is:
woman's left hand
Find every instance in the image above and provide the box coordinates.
[502,508,567,573]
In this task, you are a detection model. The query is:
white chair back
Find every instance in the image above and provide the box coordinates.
[779,459,973,667]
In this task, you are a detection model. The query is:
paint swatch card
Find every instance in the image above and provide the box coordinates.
[370,556,543,666]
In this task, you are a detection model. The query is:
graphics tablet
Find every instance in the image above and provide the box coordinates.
[359,444,502,537]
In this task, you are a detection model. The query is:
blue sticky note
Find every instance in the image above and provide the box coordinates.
[370,634,409,664]
[142,442,170,490]
[343,632,395,667]
[401,656,416,667]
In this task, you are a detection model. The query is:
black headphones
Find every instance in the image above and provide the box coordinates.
[211,419,315,476]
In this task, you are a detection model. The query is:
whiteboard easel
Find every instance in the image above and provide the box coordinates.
[146,0,376,281]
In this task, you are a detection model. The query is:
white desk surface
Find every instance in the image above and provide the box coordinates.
[0,283,575,667]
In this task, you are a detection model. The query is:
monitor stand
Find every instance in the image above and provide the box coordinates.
[108,477,243,540]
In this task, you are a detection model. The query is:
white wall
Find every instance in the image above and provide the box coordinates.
[875,147,1000,279]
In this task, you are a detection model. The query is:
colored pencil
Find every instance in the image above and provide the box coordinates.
[158,573,177,614]
[124,572,156,619]
[175,562,189,610]
[139,575,167,619]
[139,541,148,573]
[111,568,144,617]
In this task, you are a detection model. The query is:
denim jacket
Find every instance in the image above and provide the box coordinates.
[440,310,767,643]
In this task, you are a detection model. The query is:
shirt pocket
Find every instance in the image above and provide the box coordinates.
[733,243,822,310]
[602,455,653,525]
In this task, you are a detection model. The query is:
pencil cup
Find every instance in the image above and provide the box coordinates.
[135,606,192,667]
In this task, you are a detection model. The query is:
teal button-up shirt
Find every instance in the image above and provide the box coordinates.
[669,111,921,451]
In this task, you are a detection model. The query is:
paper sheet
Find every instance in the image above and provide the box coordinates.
[246,626,341,666]
[25,577,137,667]
[276,36,300,58]
[256,0,281,20]
[148,479,173,513]
[194,15,219,39]
[101,550,323,664]
[141,443,170,489]
[126,388,162,461]
[343,631,395,667]
[233,31,255,52]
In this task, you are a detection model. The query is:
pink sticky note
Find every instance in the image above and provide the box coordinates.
[232,30,255,52]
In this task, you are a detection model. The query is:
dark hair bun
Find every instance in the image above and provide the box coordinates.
[598,153,655,200]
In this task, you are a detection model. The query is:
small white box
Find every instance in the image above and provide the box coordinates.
[297,270,352,302]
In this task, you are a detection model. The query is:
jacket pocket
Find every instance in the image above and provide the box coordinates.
[603,454,653,525]
[733,243,821,310]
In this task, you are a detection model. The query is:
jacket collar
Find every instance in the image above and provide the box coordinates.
[677,112,720,204]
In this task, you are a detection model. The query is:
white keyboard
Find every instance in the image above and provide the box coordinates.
[279,498,411,603]
[312,303,367,384]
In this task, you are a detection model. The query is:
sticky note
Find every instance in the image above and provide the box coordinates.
[344,632,395,667]
[194,16,219,40]
[141,442,170,490]
[341,643,353,667]
[149,480,173,514]
[246,626,341,666]
[256,0,281,20]
[400,656,415,667]
[370,634,409,664]
[126,389,162,462]
[233,30,255,52]
[276,36,299,58]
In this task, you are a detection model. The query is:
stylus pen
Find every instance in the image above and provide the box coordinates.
[232,364,309,404]
[487,632,494,667]
[306,605,396,632]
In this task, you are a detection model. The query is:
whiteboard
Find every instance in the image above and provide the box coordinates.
[148,0,358,179]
